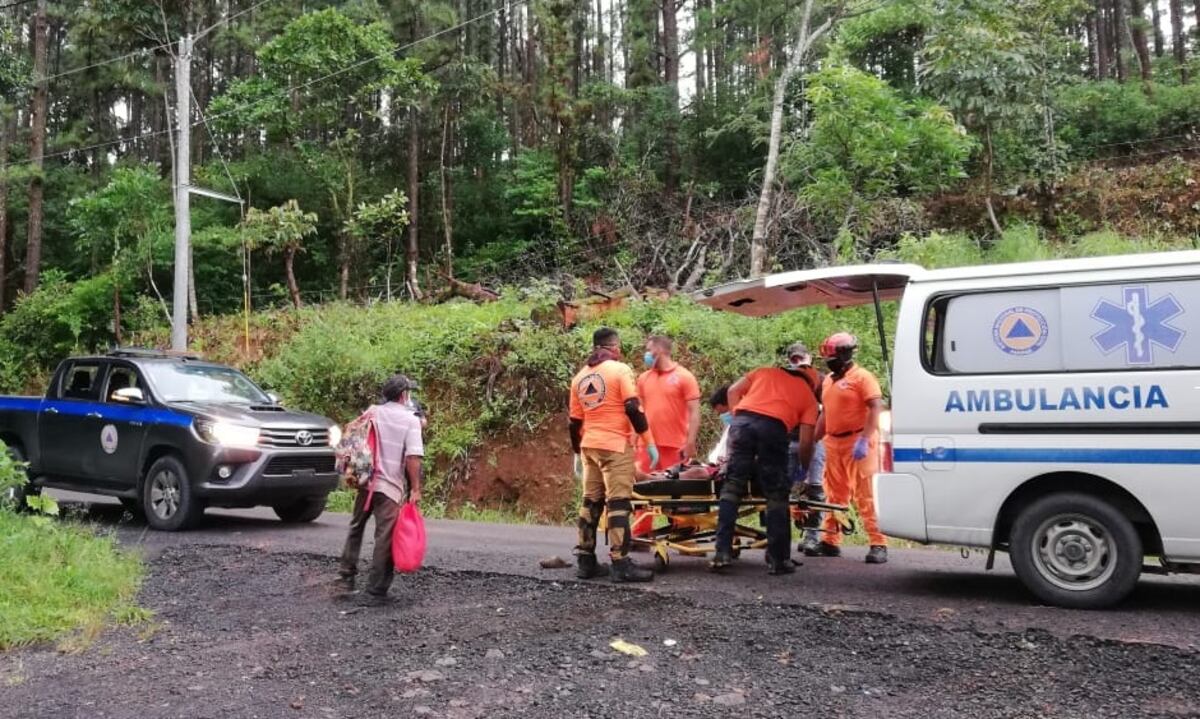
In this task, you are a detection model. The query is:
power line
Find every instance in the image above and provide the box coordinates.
[39,0,279,84]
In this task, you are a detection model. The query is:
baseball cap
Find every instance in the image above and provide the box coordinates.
[382,373,421,402]
[786,342,812,366]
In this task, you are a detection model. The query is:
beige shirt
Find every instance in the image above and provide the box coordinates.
[372,402,424,504]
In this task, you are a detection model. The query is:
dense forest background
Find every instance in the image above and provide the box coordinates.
[0,0,1198,329]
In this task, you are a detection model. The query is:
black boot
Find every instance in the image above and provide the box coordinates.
[865,545,888,564]
[767,557,797,575]
[576,553,610,579]
[610,558,654,583]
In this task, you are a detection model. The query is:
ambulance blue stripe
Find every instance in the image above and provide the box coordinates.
[893,447,1200,465]
[0,396,192,427]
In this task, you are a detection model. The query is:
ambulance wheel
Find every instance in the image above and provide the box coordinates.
[1010,492,1141,609]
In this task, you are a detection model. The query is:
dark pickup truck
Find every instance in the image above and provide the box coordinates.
[0,350,341,530]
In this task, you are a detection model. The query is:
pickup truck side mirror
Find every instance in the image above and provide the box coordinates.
[267,392,282,405]
[112,387,146,404]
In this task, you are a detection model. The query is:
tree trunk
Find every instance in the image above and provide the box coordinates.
[1130,0,1154,84]
[1169,0,1188,82]
[0,111,12,312]
[339,256,350,299]
[1087,11,1100,78]
[1151,0,1165,57]
[750,0,832,277]
[1113,0,1128,82]
[1096,1,1111,78]
[695,0,707,102]
[406,108,423,300]
[983,126,1004,236]
[661,0,680,197]
[24,0,49,295]
[284,248,302,309]
[440,103,454,278]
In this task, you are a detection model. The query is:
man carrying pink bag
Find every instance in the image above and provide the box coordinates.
[335,373,425,606]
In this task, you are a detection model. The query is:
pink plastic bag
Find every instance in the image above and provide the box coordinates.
[392,502,427,573]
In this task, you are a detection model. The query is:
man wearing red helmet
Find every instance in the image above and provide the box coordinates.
[816,332,888,564]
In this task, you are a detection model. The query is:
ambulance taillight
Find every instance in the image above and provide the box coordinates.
[879,409,893,472]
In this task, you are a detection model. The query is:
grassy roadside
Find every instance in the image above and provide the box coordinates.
[0,510,145,651]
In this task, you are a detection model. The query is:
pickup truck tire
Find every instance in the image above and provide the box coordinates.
[1010,492,1142,609]
[2,445,39,512]
[142,455,203,531]
[273,496,327,523]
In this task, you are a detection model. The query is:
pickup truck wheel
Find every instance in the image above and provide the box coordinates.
[1010,492,1142,609]
[2,445,38,512]
[273,496,327,523]
[143,456,203,531]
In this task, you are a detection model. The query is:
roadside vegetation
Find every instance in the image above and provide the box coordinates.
[0,448,144,650]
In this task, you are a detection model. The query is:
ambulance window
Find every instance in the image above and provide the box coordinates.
[922,298,951,372]
[938,289,1063,374]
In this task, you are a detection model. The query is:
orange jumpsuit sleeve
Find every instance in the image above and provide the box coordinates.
[858,370,883,404]
[569,375,584,421]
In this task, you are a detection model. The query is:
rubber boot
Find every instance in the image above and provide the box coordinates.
[610,558,654,583]
[865,545,888,565]
[576,553,610,579]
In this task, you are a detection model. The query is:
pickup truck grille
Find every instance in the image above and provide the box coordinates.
[259,427,330,448]
[264,455,337,476]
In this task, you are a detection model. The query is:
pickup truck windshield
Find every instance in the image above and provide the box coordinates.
[142,363,271,404]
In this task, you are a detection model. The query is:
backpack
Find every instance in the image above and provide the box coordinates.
[334,408,378,489]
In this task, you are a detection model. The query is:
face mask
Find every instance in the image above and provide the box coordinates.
[719,412,733,426]
[825,357,847,375]
[643,351,656,368]
[787,360,804,370]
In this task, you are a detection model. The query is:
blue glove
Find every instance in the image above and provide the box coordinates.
[789,466,808,486]
[646,444,661,470]
[853,436,870,461]
[573,454,583,479]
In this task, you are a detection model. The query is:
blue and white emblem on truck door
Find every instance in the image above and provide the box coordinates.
[1091,286,1185,366]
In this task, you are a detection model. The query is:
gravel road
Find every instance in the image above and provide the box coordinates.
[3,496,1200,718]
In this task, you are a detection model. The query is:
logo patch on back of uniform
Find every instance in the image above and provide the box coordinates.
[992,306,1049,356]
[578,373,607,410]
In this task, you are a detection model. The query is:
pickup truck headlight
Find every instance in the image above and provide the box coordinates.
[328,424,343,448]
[196,420,261,449]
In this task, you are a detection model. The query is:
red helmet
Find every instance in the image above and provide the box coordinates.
[819,332,858,360]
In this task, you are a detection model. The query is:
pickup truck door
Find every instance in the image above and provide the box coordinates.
[39,360,109,481]
[91,364,151,489]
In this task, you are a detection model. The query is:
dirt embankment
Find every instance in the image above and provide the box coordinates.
[451,413,576,522]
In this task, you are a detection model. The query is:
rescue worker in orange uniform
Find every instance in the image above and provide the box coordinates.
[710,352,819,575]
[568,327,658,583]
[816,332,888,564]
[632,335,701,537]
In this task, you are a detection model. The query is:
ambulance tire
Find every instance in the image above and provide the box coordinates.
[1010,492,1141,610]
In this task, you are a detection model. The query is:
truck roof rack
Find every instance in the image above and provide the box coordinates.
[106,347,204,361]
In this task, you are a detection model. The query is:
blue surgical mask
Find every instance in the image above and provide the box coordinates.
[643,351,656,368]
[720,412,733,426]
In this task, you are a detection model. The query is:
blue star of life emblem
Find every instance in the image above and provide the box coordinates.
[1091,286,1186,365]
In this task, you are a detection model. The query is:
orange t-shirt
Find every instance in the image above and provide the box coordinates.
[569,359,640,453]
[734,367,819,431]
[636,364,701,449]
[821,365,883,442]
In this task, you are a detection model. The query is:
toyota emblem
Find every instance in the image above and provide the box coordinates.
[295,430,314,446]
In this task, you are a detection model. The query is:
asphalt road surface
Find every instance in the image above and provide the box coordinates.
[59,492,1200,649]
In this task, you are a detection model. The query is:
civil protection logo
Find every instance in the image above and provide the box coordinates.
[578,373,607,410]
[1091,285,1185,365]
[992,306,1049,355]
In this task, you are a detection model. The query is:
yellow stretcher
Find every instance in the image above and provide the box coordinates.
[628,466,853,572]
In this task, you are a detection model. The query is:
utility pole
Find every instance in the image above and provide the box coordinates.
[171,35,193,351]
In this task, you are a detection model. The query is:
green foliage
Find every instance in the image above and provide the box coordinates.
[786,64,972,224]
[0,271,127,392]
[242,200,318,257]
[1057,81,1200,156]
[0,511,143,649]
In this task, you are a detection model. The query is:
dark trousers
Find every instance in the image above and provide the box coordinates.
[339,489,401,596]
[716,411,791,563]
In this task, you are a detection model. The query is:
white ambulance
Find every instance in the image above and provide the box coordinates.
[697,250,1200,608]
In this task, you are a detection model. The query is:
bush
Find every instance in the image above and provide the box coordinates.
[1058,81,1200,157]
